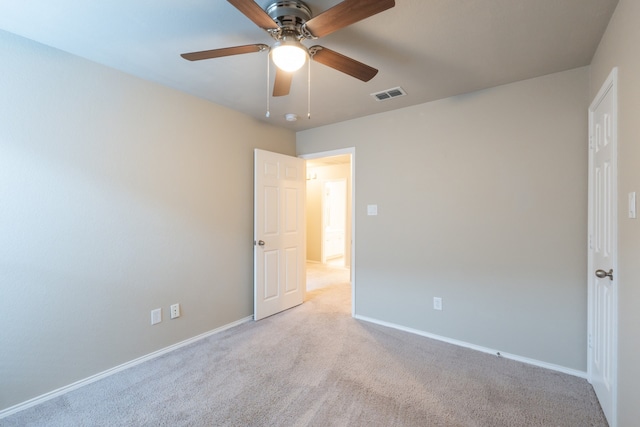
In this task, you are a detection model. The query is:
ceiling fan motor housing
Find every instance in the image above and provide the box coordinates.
[267,1,312,35]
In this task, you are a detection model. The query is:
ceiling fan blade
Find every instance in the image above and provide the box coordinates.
[303,0,395,39]
[227,0,280,30]
[273,67,293,97]
[310,46,378,82]
[181,44,268,61]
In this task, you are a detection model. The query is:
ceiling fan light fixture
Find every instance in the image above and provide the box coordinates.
[271,40,308,72]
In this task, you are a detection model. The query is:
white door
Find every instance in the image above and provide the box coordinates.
[254,149,305,320]
[322,179,347,263]
[588,68,618,426]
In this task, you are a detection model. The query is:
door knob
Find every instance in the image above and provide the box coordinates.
[595,268,614,280]
[256,240,265,246]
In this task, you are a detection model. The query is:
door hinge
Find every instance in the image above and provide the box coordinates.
[588,234,593,250]
[588,333,593,349]
[589,135,594,150]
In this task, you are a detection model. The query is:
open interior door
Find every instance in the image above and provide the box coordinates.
[588,68,618,427]
[254,149,306,320]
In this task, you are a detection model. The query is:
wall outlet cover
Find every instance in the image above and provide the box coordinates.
[170,303,180,319]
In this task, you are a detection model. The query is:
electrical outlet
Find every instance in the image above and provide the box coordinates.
[170,303,180,319]
[151,308,162,325]
[433,297,442,311]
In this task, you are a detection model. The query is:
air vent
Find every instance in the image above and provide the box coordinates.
[371,87,407,102]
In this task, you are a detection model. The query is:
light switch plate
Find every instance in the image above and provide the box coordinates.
[367,204,378,216]
[151,308,161,325]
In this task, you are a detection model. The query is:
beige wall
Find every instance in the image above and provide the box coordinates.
[306,173,322,262]
[297,67,590,371]
[0,30,296,411]
[6,3,636,414]
[589,0,640,424]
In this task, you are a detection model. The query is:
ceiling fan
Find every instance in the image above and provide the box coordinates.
[181,0,396,97]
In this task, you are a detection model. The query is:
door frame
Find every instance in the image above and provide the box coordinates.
[587,67,618,426]
[300,148,356,316]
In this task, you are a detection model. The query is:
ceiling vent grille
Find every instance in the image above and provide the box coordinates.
[371,87,407,102]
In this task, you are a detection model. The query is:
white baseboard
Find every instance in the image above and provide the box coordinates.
[0,315,254,419]
[354,314,587,379]
[2,313,586,419]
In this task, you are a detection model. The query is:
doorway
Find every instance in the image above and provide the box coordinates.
[300,148,355,315]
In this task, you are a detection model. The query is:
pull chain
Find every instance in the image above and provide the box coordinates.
[266,51,270,118]
[307,57,311,119]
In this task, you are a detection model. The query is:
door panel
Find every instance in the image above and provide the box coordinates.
[264,186,279,235]
[285,187,299,232]
[284,247,299,294]
[588,69,617,426]
[264,251,279,300]
[322,179,347,262]
[254,149,305,320]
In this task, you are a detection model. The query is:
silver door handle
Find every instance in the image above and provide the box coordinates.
[256,240,265,247]
[595,269,613,280]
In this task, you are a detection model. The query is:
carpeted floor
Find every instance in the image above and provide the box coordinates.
[2,268,607,426]
[306,260,350,291]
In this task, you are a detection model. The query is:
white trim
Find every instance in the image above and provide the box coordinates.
[355,314,587,379]
[299,148,354,161]
[0,316,253,419]
[300,148,356,317]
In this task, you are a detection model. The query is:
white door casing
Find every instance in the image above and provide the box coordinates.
[588,67,618,427]
[254,149,305,321]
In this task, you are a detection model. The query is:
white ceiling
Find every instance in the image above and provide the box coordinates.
[0,0,618,131]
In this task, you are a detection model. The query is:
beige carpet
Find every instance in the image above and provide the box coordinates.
[3,280,607,426]
[306,260,350,291]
